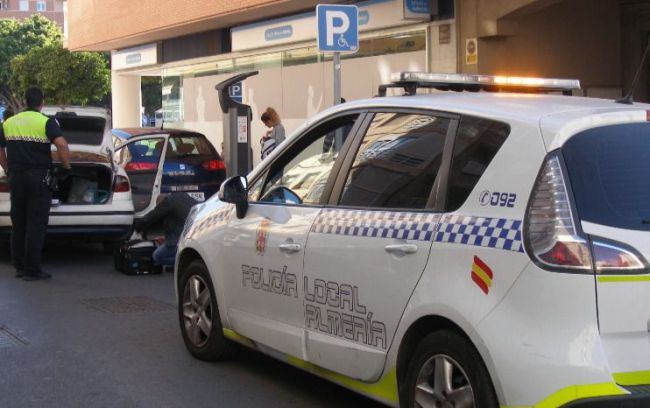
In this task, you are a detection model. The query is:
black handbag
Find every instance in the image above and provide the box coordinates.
[114,239,162,275]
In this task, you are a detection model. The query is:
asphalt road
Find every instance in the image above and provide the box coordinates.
[0,242,385,408]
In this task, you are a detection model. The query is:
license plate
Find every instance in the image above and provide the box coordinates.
[188,192,205,201]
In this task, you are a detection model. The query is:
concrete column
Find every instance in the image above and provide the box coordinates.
[111,71,141,128]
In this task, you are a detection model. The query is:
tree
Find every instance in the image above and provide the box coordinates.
[141,76,162,117]
[10,44,110,106]
[0,15,62,110]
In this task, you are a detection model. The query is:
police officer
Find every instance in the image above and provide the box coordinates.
[0,87,71,281]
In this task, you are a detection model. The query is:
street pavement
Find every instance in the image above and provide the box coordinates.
[0,242,385,408]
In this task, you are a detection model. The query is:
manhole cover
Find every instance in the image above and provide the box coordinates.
[81,296,175,313]
[0,327,28,348]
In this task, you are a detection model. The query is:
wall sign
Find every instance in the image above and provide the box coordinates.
[237,116,248,143]
[466,38,478,65]
[112,43,159,70]
[232,0,433,52]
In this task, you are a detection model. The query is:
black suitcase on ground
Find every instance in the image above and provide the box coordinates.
[114,239,162,275]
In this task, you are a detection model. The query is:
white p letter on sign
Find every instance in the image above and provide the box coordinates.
[325,11,350,46]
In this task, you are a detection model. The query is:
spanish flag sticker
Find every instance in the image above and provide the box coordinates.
[471,256,493,295]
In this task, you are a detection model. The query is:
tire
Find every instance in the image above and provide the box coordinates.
[404,330,498,408]
[178,259,234,361]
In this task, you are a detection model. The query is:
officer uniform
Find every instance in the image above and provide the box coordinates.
[0,109,64,279]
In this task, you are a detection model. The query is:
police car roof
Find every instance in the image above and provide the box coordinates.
[320,92,650,148]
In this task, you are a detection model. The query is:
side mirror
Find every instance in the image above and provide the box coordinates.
[218,176,248,218]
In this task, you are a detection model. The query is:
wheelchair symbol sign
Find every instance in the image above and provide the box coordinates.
[317,4,359,53]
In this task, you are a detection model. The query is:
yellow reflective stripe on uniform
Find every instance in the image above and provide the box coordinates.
[597,275,650,283]
[612,370,650,386]
[2,111,49,143]
[222,328,399,404]
[501,382,626,408]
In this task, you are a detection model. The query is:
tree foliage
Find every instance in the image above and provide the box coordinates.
[11,45,111,106]
[0,15,110,110]
[0,15,62,109]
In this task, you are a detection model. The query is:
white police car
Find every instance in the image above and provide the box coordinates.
[175,73,650,408]
[0,106,134,248]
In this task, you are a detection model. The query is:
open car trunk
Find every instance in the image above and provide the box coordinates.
[52,152,113,205]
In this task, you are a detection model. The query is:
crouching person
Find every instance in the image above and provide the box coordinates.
[134,192,197,268]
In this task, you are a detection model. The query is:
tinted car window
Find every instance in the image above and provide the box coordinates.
[55,116,105,145]
[258,115,358,205]
[168,135,217,158]
[563,123,650,231]
[445,116,510,211]
[117,138,164,170]
[339,113,450,209]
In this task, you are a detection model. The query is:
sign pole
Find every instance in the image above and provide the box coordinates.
[333,52,341,105]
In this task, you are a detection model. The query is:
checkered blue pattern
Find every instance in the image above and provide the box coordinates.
[434,214,524,253]
[311,209,439,241]
[188,205,233,238]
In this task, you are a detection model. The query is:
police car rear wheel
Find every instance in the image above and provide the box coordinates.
[406,330,497,408]
[178,260,233,361]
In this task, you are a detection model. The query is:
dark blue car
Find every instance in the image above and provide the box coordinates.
[112,128,226,214]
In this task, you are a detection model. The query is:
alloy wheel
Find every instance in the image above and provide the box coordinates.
[414,354,475,408]
[182,275,213,347]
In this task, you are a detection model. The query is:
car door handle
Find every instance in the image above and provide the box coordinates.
[384,244,418,255]
[279,243,302,254]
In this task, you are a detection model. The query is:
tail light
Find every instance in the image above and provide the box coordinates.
[525,155,592,272]
[124,162,158,171]
[0,176,9,193]
[113,175,130,193]
[202,159,225,171]
[591,239,646,274]
[525,154,648,274]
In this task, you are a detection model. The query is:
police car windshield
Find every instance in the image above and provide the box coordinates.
[54,116,105,146]
[563,122,650,231]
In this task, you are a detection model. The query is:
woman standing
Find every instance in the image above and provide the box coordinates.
[260,107,285,159]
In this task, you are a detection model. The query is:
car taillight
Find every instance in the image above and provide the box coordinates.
[591,239,646,274]
[113,175,130,193]
[526,154,648,275]
[525,155,592,272]
[0,176,9,193]
[124,162,158,171]
[202,159,225,171]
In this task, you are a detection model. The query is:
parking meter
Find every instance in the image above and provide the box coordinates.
[215,71,259,178]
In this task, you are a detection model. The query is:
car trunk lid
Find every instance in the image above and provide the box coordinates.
[562,121,650,386]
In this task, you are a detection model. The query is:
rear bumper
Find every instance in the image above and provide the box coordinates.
[0,224,132,242]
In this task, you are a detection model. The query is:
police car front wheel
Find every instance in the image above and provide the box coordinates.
[405,330,498,408]
[178,260,234,361]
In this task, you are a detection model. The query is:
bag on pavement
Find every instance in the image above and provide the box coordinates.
[114,239,162,275]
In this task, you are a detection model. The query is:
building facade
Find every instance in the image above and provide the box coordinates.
[66,0,650,165]
[0,0,64,27]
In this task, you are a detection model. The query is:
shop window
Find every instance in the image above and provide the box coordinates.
[175,31,426,80]
[339,31,425,61]
[161,76,182,124]
[282,47,319,67]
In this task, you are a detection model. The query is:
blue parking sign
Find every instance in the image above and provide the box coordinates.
[229,82,243,103]
[317,4,359,53]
